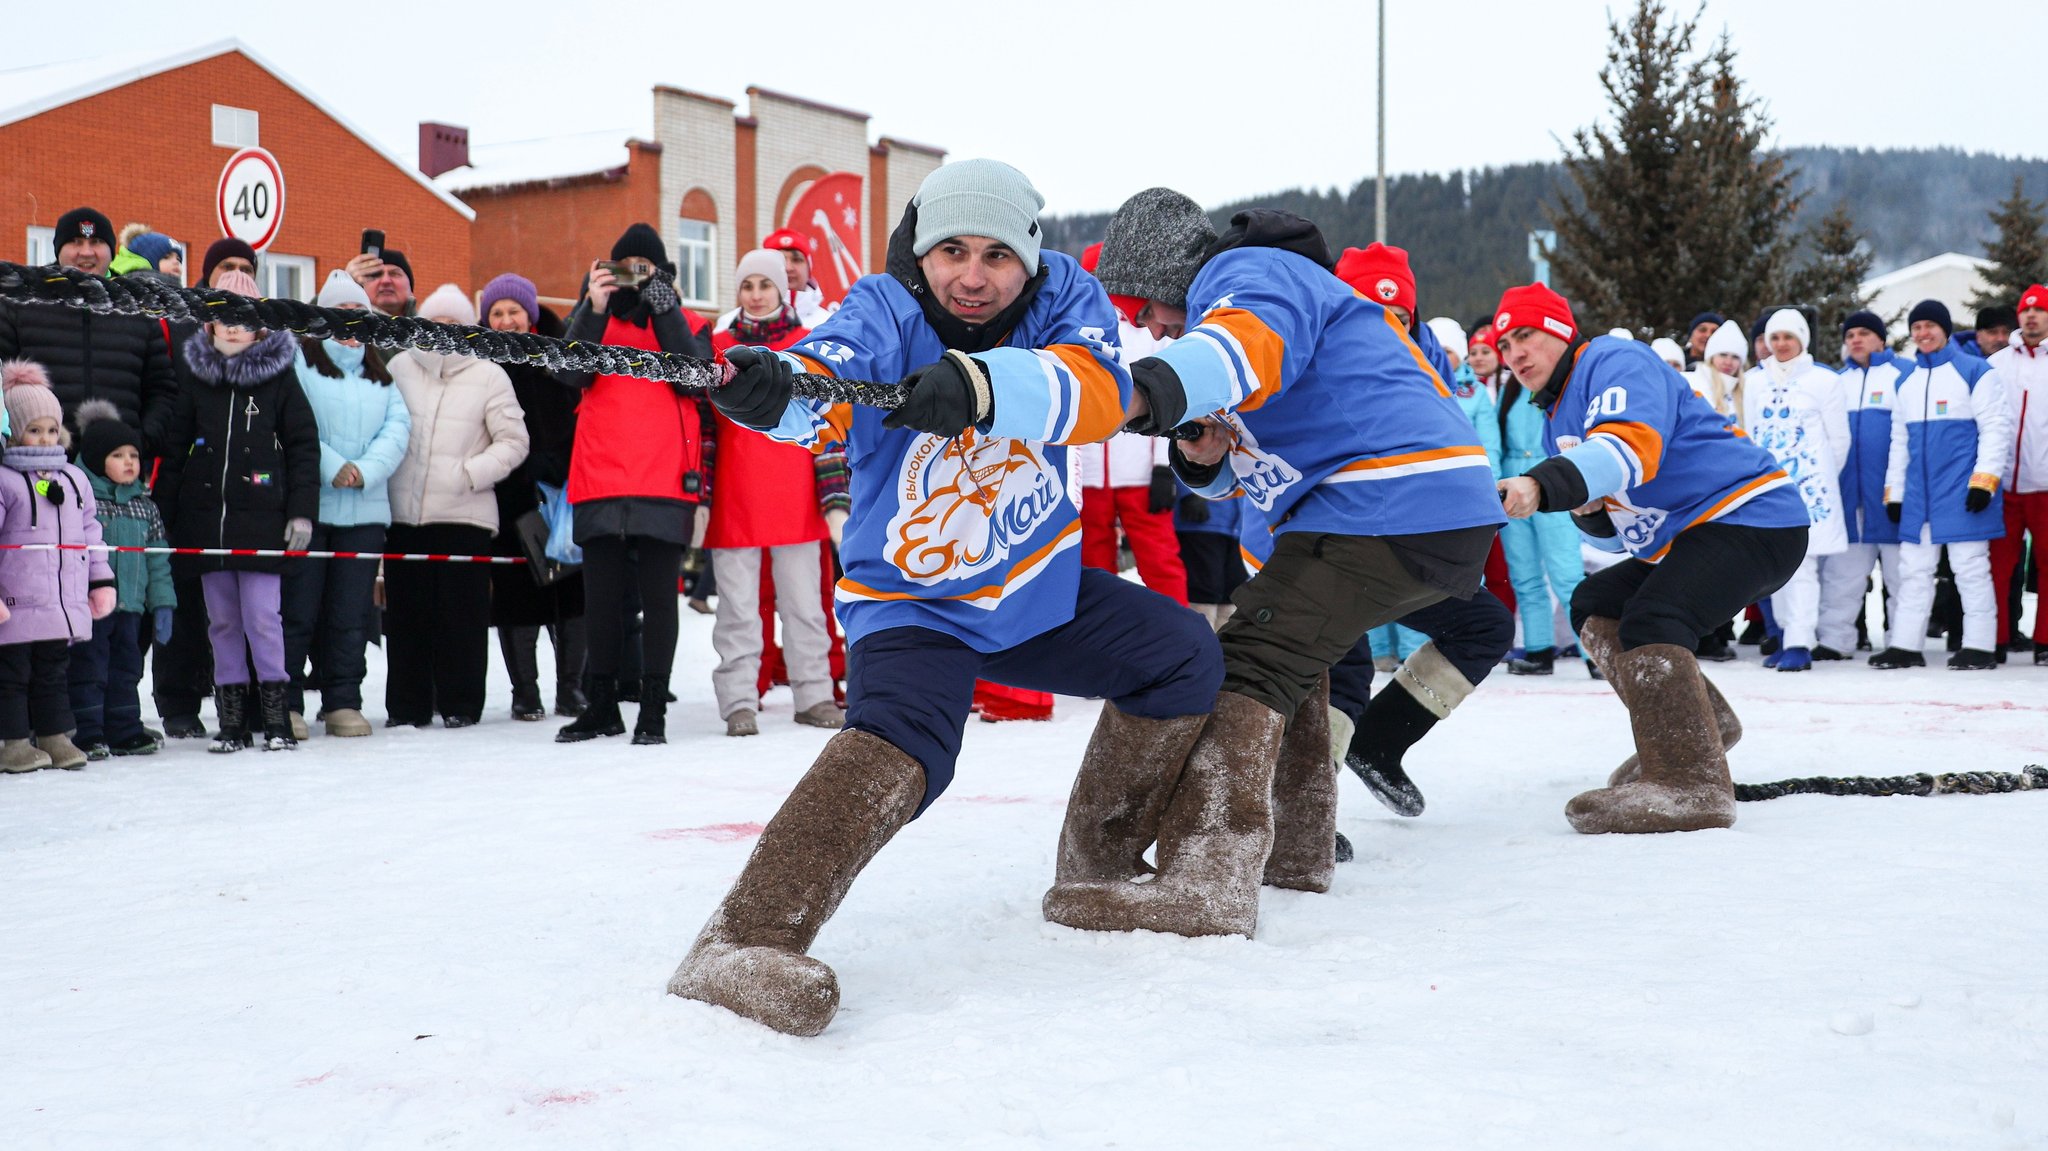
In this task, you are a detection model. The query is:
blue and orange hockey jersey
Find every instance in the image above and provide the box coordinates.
[1543,337,1807,560]
[753,251,1130,652]
[1145,245,1506,540]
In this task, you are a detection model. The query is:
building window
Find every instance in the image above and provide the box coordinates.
[212,104,259,148]
[259,253,315,302]
[677,220,715,308]
[25,226,54,265]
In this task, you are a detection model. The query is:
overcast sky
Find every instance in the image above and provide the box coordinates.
[5,0,2035,215]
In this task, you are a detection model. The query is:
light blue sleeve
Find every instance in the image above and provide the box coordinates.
[355,384,414,488]
[1144,248,1330,419]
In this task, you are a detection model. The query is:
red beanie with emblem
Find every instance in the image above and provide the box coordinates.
[1492,283,1577,343]
[2020,284,2048,314]
[1082,241,1148,325]
[1333,243,1417,316]
[760,228,814,258]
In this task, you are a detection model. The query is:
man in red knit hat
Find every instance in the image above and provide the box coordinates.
[1493,282,1808,833]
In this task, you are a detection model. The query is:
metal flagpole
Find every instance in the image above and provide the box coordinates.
[1375,0,1387,243]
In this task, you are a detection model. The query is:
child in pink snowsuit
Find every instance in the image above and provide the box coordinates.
[0,359,117,773]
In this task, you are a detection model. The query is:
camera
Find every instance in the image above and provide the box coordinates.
[598,259,649,289]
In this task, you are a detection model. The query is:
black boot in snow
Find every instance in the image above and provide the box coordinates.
[1507,646,1557,676]
[1346,683,1440,817]
[633,677,669,746]
[209,683,253,754]
[553,617,588,717]
[257,682,297,750]
[556,674,625,743]
[500,626,546,721]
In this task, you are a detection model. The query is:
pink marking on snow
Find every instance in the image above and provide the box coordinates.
[949,794,1033,805]
[533,1090,598,1106]
[648,822,764,842]
[295,1072,335,1087]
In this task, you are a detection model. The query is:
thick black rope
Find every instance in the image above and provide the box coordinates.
[0,262,909,409]
[1735,765,2048,801]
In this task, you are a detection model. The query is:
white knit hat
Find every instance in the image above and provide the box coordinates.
[733,248,787,307]
[1649,337,1685,368]
[1764,307,1810,351]
[418,283,477,327]
[911,159,1045,275]
[316,268,371,309]
[1425,317,1468,356]
[1704,319,1749,365]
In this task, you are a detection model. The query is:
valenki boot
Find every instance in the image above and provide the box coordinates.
[1566,639,1737,834]
[36,732,89,771]
[3,737,52,772]
[1264,674,1337,893]
[1042,690,1285,938]
[1582,617,1742,787]
[668,729,925,1036]
[1048,702,1207,887]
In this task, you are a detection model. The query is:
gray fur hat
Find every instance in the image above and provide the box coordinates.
[1093,188,1216,310]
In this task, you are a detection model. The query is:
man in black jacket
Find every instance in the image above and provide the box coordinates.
[0,207,179,453]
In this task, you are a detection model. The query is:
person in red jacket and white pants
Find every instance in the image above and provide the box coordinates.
[707,249,846,735]
[1990,284,2048,661]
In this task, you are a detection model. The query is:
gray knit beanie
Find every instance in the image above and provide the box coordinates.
[911,159,1045,274]
[1093,188,1216,310]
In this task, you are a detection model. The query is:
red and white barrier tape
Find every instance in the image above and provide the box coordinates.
[0,543,525,564]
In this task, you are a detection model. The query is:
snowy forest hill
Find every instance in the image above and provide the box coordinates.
[1042,147,2048,326]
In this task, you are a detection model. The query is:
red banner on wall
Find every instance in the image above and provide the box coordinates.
[784,172,865,304]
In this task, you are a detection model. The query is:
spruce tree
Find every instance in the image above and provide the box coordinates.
[1786,204,1874,361]
[1547,0,1802,336]
[1967,176,2047,311]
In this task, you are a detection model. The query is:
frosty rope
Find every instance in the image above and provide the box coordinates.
[0,543,520,564]
[1735,765,2048,801]
[0,262,910,409]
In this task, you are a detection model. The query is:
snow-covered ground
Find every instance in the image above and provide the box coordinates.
[4,610,2045,1149]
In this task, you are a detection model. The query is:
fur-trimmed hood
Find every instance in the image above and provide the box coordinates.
[181,328,299,388]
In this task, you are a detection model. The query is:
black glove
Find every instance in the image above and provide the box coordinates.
[1965,486,1993,513]
[884,352,988,436]
[1176,493,1210,525]
[1885,501,1902,524]
[1148,465,1176,513]
[712,346,795,431]
[638,270,679,316]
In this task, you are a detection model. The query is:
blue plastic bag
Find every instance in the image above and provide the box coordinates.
[536,482,582,566]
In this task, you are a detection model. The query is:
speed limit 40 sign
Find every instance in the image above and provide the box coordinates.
[216,147,285,251]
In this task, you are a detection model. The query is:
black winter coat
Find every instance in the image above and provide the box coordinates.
[155,330,322,574]
[0,300,179,454]
[491,307,584,625]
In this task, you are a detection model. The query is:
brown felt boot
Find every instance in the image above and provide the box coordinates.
[1566,642,1736,834]
[1584,618,1742,787]
[1264,673,1337,892]
[667,729,924,1036]
[1042,691,1284,938]
[1049,702,1206,886]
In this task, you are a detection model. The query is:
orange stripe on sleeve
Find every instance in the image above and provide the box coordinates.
[1381,309,1452,397]
[1335,445,1488,472]
[1047,345,1128,444]
[1200,308,1288,412]
[1591,420,1665,482]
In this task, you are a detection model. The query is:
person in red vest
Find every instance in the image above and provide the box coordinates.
[555,223,714,746]
[706,249,846,736]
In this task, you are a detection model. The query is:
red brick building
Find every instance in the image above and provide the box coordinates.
[0,40,473,301]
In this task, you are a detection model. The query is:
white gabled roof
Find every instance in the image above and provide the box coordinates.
[432,128,642,196]
[1862,251,1992,292]
[0,38,474,221]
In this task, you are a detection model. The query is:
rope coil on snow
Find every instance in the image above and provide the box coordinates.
[0,262,910,409]
[1735,765,2048,801]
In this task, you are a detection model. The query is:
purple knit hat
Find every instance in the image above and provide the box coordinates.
[478,273,539,328]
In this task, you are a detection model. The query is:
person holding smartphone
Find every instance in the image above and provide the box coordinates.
[344,230,416,318]
[554,223,714,747]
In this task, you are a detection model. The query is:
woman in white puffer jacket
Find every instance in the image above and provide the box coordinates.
[385,284,530,727]
[1742,308,1849,671]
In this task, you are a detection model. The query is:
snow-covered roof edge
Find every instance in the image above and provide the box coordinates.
[0,38,475,222]
[1862,251,1992,292]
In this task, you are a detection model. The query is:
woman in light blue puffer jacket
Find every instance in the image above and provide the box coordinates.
[279,271,412,737]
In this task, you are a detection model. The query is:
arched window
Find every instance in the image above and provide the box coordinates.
[678,188,718,307]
